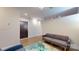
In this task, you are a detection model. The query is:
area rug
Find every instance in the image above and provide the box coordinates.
[24,41,49,51]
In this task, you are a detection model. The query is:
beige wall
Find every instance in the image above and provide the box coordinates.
[0,8,20,49]
[42,14,79,44]
[28,19,42,38]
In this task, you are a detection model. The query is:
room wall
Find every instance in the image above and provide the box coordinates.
[0,8,20,49]
[42,14,79,44]
[28,18,42,38]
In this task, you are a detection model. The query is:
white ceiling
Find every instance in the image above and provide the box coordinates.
[14,7,78,20]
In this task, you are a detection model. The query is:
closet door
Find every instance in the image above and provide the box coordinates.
[20,21,28,39]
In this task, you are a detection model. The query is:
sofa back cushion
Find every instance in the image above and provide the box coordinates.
[43,33,69,41]
[43,37,67,47]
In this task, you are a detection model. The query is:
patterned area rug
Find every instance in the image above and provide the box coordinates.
[24,41,49,51]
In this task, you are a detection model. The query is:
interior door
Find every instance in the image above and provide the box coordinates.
[20,21,28,39]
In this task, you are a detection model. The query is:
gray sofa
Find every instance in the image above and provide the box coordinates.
[43,33,71,51]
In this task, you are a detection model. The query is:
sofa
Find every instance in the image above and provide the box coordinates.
[42,33,71,51]
[0,44,25,51]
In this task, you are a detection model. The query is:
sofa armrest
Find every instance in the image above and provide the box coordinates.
[65,39,71,51]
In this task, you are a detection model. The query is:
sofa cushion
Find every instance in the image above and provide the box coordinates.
[17,48,25,51]
[4,44,23,51]
[43,37,67,48]
[44,33,69,41]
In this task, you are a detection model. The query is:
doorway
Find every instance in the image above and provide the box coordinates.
[20,21,28,39]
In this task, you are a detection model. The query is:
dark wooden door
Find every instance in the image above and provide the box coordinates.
[20,21,28,39]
